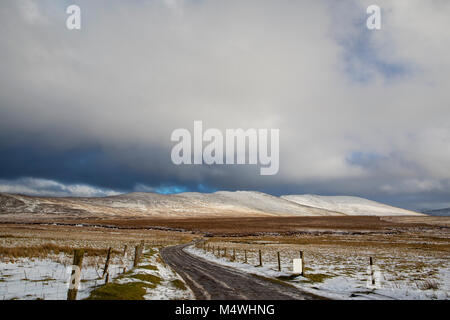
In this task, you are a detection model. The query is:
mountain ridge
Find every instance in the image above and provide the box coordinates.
[0,191,423,218]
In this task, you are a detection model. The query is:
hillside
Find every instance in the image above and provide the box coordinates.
[0,191,422,218]
[282,194,422,216]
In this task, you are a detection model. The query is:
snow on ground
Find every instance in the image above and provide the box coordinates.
[186,244,449,300]
[0,254,130,300]
[0,248,193,300]
[113,248,194,300]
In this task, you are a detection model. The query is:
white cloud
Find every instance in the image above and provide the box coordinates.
[18,0,48,25]
[0,178,121,197]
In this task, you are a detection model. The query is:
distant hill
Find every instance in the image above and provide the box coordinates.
[0,191,423,218]
[282,194,422,216]
[422,208,450,216]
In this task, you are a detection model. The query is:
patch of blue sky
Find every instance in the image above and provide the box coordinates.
[341,32,410,83]
[346,151,384,167]
[155,183,216,194]
[155,185,188,194]
[328,2,413,84]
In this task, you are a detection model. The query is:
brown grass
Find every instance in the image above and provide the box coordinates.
[42,216,449,235]
[417,279,440,290]
[0,244,120,258]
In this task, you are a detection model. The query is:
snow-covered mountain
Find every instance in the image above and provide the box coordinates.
[281,194,422,216]
[0,191,422,218]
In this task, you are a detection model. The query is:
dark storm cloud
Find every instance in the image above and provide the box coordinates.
[0,0,449,210]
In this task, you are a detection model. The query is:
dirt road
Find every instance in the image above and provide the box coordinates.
[161,243,322,300]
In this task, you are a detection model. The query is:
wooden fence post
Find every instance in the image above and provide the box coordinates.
[300,251,305,276]
[102,247,112,279]
[224,247,227,258]
[67,249,84,300]
[134,244,142,268]
[134,245,139,268]
[258,250,263,267]
[244,250,247,264]
[122,245,128,273]
[233,249,236,262]
[277,252,281,272]
[370,257,375,285]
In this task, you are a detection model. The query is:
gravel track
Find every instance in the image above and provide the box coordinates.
[161,243,322,300]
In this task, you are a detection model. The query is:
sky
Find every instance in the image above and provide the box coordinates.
[0,0,449,210]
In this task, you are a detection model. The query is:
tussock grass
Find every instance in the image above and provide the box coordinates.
[277,274,300,281]
[139,264,158,271]
[131,273,162,286]
[0,244,120,258]
[301,273,333,283]
[142,248,157,257]
[171,279,187,290]
[86,282,149,300]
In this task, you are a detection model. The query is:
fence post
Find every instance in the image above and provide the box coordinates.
[370,257,375,285]
[134,244,142,268]
[122,245,128,273]
[258,250,263,267]
[102,247,112,279]
[277,252,281,272]
[224,247,227,258]
[244,250,247,264]
[233,249,236,262]
[67,249,84,300]
[300,251,305,276]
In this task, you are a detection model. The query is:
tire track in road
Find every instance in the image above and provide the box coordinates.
[161,243,322,300]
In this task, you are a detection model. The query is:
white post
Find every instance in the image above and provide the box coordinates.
[293,258,303,275]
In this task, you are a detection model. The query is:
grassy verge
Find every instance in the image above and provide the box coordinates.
[0,244,120,258]
[86,282,150,300]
